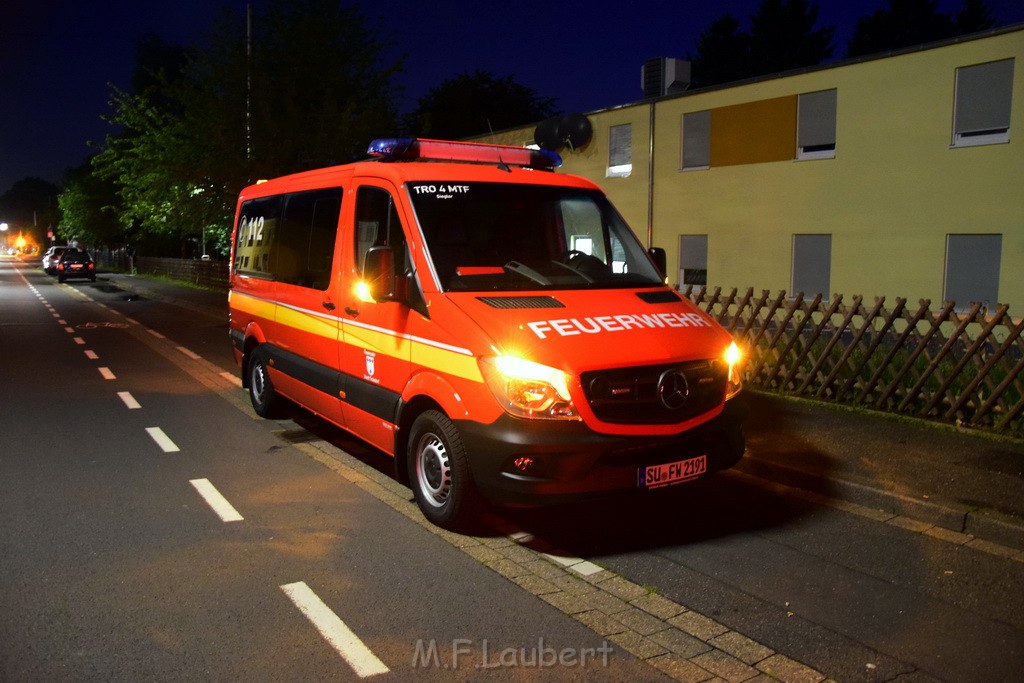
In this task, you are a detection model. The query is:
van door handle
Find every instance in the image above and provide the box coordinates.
[344,307,359,317]
[322,301,336,311]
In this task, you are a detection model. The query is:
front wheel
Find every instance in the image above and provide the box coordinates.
[408,410,481,531]
[248,348,284,418]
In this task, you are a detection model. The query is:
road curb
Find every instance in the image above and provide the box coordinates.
[733,454,1024,552]
[100,273,227,322]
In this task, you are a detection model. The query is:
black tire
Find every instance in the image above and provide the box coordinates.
[57,275,65,283]
[408,410,481,530]
[248,348,284,418]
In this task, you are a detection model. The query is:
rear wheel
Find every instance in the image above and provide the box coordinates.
[408,410,481,530]
[248,348,284,418]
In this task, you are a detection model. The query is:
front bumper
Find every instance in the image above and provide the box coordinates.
[457,395,747,506]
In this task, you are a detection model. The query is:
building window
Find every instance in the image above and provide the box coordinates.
[952,58,1014,147]
[944,234,1002,310]
[792,234,831,297]
[607,124,632,177]
[678,234,708,289]
[681,111,711,170]
[797,89,837,159]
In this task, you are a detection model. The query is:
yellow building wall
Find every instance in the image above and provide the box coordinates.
[484,28,1024,312]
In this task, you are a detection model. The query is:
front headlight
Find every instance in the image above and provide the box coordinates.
[479,355,579,420]
[725,340,743,400]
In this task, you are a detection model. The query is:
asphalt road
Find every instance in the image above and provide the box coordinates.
[3,257,1022,682]
[0,258,659,681]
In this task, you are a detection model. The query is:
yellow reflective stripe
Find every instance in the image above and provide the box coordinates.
[234,291,482,383]
[412,342,482,382]
[232,291,276,319]
[276,304,338,340]
[345,320,410,357]
[344,320,483,383]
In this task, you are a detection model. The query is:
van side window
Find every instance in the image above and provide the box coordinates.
[234,188,341,289]
[276,189,341,288]
[355,186,407,275]
[234,195,281,276]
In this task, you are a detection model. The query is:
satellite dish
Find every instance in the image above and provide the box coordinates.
[560,113,593,150]
[534,117,563,151]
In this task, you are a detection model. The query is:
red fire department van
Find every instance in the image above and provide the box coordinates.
[228,138,746,530]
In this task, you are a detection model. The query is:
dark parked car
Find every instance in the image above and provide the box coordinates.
[56,250,96,283]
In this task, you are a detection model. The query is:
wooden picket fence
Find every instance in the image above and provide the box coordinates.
[682,287,1024,437]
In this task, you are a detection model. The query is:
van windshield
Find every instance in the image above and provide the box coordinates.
[407,182,663,292]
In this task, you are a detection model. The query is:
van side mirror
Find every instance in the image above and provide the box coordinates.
[648,247,667,278]
[362,246,396,301]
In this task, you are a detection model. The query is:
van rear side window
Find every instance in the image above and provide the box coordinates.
[234,187,342,289]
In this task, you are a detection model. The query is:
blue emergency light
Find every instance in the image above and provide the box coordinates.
[367,138,561,170]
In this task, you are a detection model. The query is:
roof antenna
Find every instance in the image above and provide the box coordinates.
[487,119,511,172]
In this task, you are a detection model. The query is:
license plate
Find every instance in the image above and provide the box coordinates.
[638,455,707,489]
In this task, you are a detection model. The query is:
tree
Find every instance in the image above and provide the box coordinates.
[847,0,962,57]
[239,0,401,175]
[689,1,834,88]
[748,0,834,75]
[403,71,558,140]
[89,0,400,257]
[57,160,126,247]
[954,0,996,34]
[130,33,191,106]
[91,85,200,246]
[688,14,751,88]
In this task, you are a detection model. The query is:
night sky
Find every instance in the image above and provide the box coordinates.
[2,0,1022,194]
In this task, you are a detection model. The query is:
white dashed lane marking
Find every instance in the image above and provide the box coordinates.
[145,427,180,453]
[189,479,243,522]
[280,581,390,678]
[117,391,141,410]
[176,346,202,360]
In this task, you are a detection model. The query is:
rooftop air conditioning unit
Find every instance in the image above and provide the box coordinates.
[642,57,691,99]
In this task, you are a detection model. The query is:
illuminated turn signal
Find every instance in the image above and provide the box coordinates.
[725,341,741,366]
[724,341,743,400]
[354,280,374,304]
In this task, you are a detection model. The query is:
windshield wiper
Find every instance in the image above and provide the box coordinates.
[502,261,552,286]
[550,259,596,283]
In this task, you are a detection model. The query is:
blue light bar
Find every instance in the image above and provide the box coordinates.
[367,138,561,169]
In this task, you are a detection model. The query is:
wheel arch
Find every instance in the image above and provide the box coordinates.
[394,370,482,485]
[393,394,443,487]
[240,322,268,389]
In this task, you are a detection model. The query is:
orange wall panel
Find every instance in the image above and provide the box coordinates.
[710,95,797,166]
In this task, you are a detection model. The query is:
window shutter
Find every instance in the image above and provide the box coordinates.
[955,59,1014,134]
[609,124,632,166]
[682,111,711,168]
[797,89,837,149]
